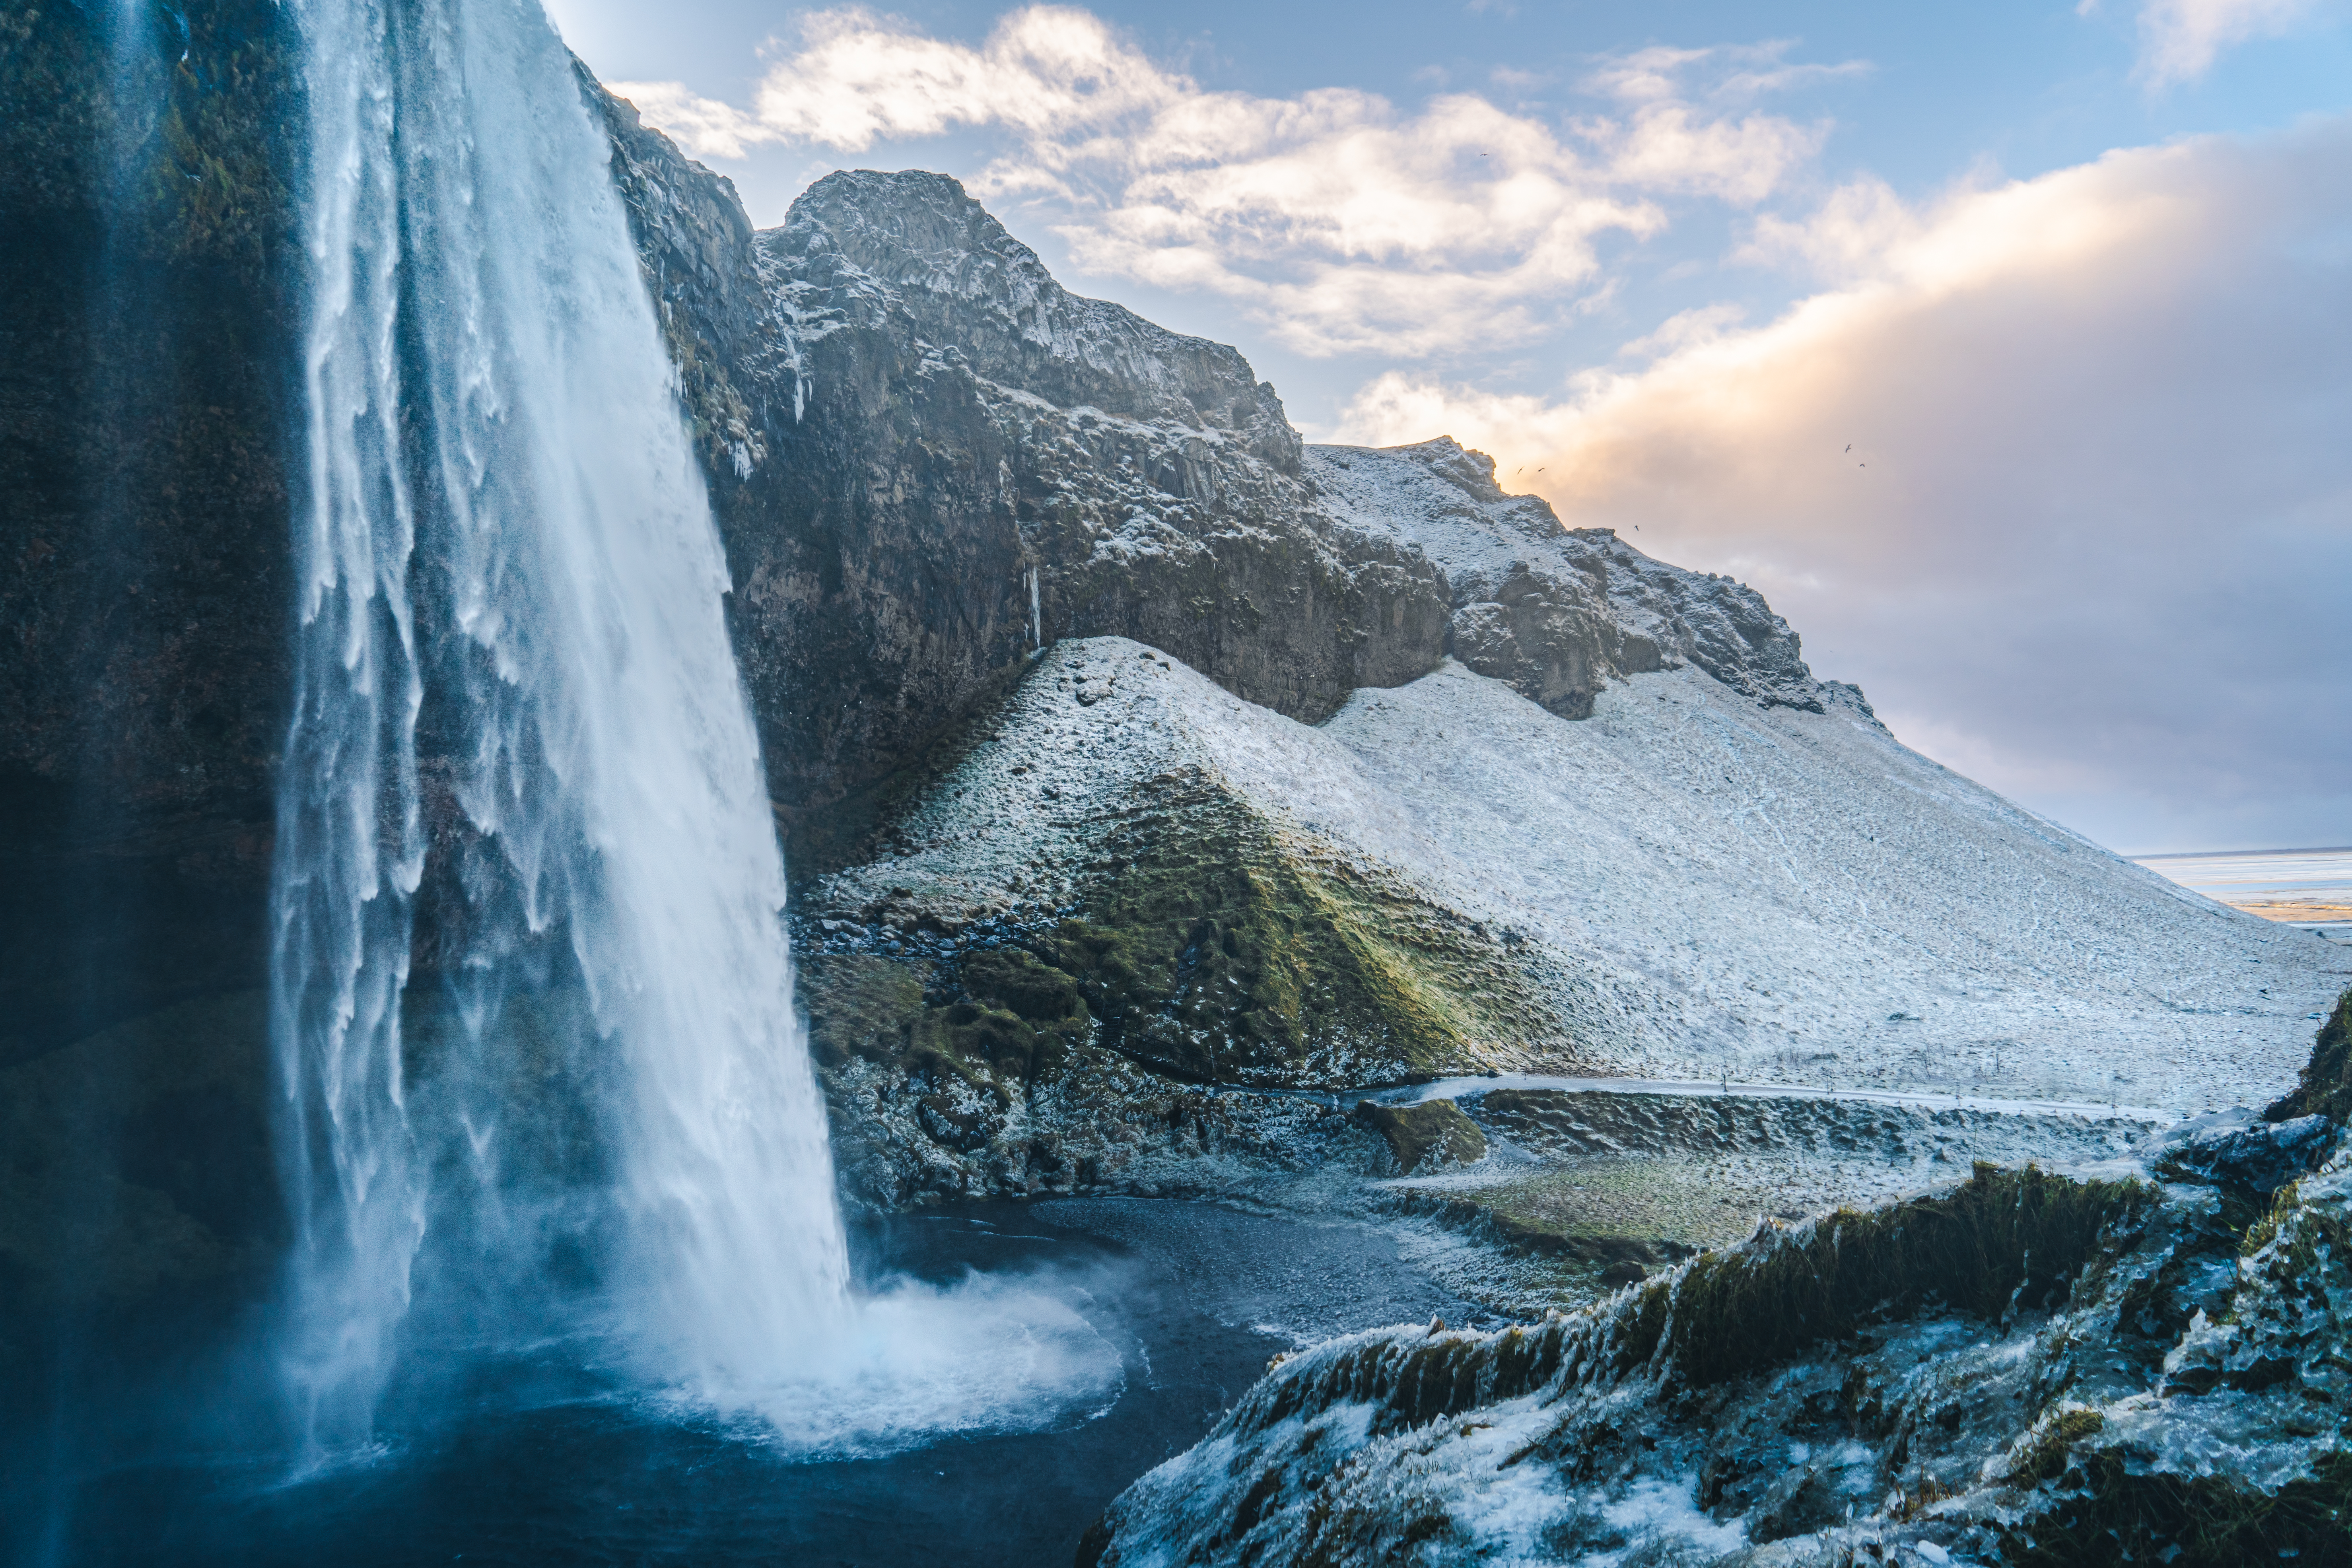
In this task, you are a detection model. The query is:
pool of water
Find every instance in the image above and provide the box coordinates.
[14,1199,1479,1568]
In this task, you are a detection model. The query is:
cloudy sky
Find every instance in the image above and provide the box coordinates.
[546,0,2352,855]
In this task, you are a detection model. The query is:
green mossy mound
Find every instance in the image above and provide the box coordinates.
[798,948,1091,1099]
[1355,1098,1486,1174]
[1043,786,1545,1086]
[962,947,1087,1026]
[799,952,930,1072]
[797,645,1580,1096]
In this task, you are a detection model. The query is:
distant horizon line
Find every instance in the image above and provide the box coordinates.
[2127,845,2352,862]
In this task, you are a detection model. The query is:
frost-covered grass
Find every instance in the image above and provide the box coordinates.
[1086,1127,2352,1567]
[817,637,2341,1111]
[1385,1086,2157,1289]
[1322,659,2342,1109]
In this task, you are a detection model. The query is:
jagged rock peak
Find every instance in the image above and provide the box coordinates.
[1376,435,1520,504]
[764,169,1301,472]
[1310,436,1827,715]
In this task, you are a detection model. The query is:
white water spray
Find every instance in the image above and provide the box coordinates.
[276,0,1117,1461]
[275,0,855,1448]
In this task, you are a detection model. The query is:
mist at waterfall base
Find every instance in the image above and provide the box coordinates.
[25,1201,1477,1566]
[270,0,1114,1468]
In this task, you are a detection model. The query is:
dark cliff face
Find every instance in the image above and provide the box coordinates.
[0,0,299,1324]
[0,0,299,1065]
[635,161,1458,850]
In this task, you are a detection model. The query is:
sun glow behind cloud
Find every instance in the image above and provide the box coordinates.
[1335,124,2352,849]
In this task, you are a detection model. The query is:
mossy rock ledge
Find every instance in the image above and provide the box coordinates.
[787,640,1598,1207]
[1355,1099,1487,1175]
[1085,1142,2352,1567]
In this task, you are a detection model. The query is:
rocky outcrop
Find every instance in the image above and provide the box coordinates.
[770,168,1302,473]
[1310,437,1825,718]
[1356,1098,1487,1175]
[679,164,1456,840]
[593,130,1833,841]
[1084,1126,2352,1567]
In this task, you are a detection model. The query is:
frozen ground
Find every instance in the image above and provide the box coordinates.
[820,638,2344,1115]
[1087,1119,2352,1568]
[1319,659,2346,1108]
[1384,1085,2156,1300]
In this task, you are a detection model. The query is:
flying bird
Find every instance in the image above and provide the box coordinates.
[1844,444,1851,453]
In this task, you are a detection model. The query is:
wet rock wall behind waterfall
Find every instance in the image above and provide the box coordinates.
[0,0,299,1323]
[0,0,297,1064]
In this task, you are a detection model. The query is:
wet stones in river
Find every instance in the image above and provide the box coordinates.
[1354,1098,1485,1175]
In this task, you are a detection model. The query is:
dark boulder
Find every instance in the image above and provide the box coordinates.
[2152,1110,2334,1195]
[1356,1098,1488,1175]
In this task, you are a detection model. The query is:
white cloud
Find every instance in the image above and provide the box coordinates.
[1580,40,1869,105]
[612,7,1840,358]
[2130,0,2326,86]
[611,80,770,160]
[1333,121,2352,850]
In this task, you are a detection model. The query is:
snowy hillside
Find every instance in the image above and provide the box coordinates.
[814,634,2342,1114]
[1322,659,2340,1108]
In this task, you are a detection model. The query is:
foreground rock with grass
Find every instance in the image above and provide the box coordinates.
[1080,993,2352,1567]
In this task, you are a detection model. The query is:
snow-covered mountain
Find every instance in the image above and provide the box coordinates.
[628,162,2338,1209]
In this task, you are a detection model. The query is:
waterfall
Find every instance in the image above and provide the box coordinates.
[274,0,849,1451]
